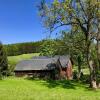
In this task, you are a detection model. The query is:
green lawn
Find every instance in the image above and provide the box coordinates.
[8,53,39,66]
[6,54,100,100]
[0,77,100,100]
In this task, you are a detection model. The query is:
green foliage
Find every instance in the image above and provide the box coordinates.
[38,0,99,59]
[0,42,8,78]
[57,31,86,64]
[4,41,43,56]
[90,43,99,71]
[40,39,57,56]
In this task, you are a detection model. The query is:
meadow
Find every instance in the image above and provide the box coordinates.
[8,53,39,66]
[0,77,100,100]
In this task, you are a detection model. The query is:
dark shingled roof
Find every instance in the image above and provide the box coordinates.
[58,55,70,68]
[15,59,56,71]
[31,56,50,59]
[31,55,71,68]
[15,55,71,71]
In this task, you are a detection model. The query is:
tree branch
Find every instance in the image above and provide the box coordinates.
[51,22,78,32]
[79,0,88,23]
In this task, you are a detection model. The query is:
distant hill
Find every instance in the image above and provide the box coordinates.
[4,41,43,56]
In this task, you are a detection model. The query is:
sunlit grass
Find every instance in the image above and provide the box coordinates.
[0,77,100,100]
[73,65,90,75]
[6,54,100,100]
[8,53,39,66]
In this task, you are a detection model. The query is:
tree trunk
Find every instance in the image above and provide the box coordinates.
[86,40,97,89]
[77,57,82,80]
[97,24,100,69]
[97,40,100,69]
[77,64,82,80]
[89,60,97,89]
[96,0,100,70]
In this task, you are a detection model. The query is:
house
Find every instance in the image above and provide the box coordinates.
[14,56,73,80]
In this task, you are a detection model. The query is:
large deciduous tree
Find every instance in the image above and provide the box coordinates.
[38,0,100,88]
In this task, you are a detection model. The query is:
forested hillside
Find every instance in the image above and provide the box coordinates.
[4,41,43,56]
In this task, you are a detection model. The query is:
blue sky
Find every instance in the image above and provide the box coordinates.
[0,0,69,44]
[0,0,48,44]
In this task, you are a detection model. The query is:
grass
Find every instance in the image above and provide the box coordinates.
[6,54,100,100]
[0,77,100,100]
[73,65,90,75]
[8,53,39,66]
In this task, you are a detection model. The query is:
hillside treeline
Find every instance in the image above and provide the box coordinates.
[4,41,43,56]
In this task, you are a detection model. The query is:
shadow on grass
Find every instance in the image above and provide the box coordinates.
[25,75,100,91]
[41,79,77,89]
[26,77,87,89]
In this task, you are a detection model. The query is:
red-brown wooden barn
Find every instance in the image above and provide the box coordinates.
[14,56,73,80]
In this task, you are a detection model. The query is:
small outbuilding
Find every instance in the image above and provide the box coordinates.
[56,56,73,80]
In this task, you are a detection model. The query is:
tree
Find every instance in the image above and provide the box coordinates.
[96,1,100,69]
[40,39,57,56]
[38,0,100,88]
[0,42,8,79]
[58,31,85,79]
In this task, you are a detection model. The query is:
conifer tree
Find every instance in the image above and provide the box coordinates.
[0,42,8,78]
